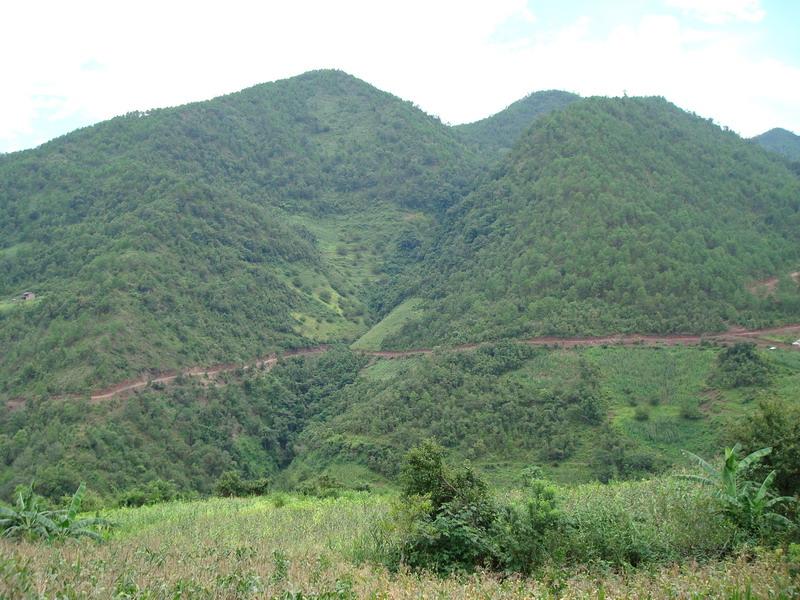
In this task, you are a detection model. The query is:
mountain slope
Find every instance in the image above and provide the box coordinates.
[752,127,800,161]
[0,70,480,398]
[370,97,800,348]
[454,90,579,160]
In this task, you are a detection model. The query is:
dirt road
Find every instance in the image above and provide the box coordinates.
[6,323,800,407]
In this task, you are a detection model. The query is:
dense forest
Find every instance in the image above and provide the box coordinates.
[375,97,800,348]
[753,127,800,161]
[3,74,799,401]
[2,71,800,508]
[453,90,579,161]
[0,70,480,399]
[3,342,798,504]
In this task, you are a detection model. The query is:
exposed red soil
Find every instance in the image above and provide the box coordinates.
[5,323,800,410]
[748,271,800,295]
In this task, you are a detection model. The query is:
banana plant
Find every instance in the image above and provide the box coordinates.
[49,483,110,541]
[0,482,110,541]
[680,444,795,534]
[0,483,58,540]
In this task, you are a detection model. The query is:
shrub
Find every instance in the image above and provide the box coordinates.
[392,441,562,574]
[679,398,702,420]
[731,399,800,496]
[397,440,497,572]
[118,479,179,507]
[214,471,270,498]
[709,343,771,389]
[297,474,348,498]
[493,480,561,574]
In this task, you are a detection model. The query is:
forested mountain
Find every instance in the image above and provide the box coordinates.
[0,70,480,398]
[753,127,800,161]
[372,97,800,348]
[454,90,579,160]
[3,72,800,502]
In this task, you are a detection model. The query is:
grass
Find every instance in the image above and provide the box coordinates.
[1,487,797,598]
[0,296,40,314]
[351,298,425,350]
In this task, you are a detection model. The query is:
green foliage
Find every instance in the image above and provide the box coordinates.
[710,343,772,388]
[732,399,800,496]
[394,441,499,572]
[382,97,800,349]
[293,344,618,481]
[680,445,795,537]
[0,482,109,541]
[0,69,480,399]
[492,480,561,574]
[591,425,664,483]
[117,479,179,507]
[0,348,367,503]
[752,127,800,161]
[455,90,579,160]
[214,471,270,498]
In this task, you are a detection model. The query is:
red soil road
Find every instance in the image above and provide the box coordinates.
[6,324,800,408]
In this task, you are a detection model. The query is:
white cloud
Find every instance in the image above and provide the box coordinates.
[0,0,797,151]
[665,0,765,24]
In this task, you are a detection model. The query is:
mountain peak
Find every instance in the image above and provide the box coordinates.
[752,127,800,161]
[454,89,579,160]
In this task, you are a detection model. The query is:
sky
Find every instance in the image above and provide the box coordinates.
[1,0,798,153]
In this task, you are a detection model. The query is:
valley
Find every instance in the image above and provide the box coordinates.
[1,69,799,597]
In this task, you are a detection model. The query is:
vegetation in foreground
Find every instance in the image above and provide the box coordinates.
[1,475,798,598]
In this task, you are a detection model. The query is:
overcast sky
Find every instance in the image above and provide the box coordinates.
[2,0,798,153]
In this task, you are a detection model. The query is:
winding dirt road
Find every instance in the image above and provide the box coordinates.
[6,324,800,408]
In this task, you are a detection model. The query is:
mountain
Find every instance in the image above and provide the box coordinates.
[454,90,579,160]
[752,127,800,162]
[365,97,800,349]
[0,70,480,399]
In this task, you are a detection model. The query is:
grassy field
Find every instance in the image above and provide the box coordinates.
[1,487,797,599]
[351,298,425,350]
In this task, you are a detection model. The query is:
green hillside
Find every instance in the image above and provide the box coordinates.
[0,70,480,399]
[3,342,798,502]
[454,90,579,160]
[753,127,800,161]
[373,97,800,349]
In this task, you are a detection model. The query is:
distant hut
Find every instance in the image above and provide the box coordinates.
[21,291,35,301]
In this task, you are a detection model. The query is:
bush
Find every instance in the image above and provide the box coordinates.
[297,474,347,498]
[493,480,561,574]
[679,398,702,420]
[214,471,270,498]
[118,479,179,507]
[397,440,497,572]
[731,399,800,496]
[709,343,771,388]
[391,441,562,574]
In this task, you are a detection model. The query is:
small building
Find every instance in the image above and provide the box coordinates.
[793,339,800,347]
[21,291,35,301]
